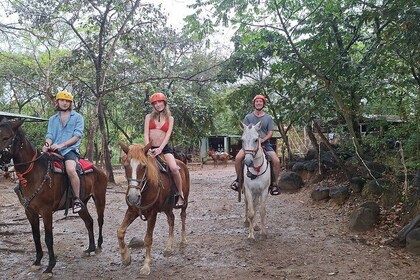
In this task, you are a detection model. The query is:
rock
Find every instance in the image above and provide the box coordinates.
[349,201,380,231]
[311,188,330,201]
[278,172,304,192]
[350,177,365,193]
[128,237,144,249]
[406,228,420,255]
[329,185,350,205]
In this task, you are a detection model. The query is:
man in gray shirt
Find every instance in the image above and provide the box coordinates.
[231,94,280,195]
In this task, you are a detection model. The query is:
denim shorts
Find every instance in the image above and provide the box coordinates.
[63,150,80,162]
[262,142,274,152]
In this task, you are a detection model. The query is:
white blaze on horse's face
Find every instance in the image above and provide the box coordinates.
[127,158,141,202]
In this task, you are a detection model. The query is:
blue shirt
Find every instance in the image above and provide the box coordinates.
[46,110,84,156]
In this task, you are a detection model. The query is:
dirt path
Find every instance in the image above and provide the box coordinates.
[0,164,419,280]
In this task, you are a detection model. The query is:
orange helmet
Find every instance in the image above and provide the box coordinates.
[149,92,167,104]
[252,94,266,106]
[56,91,74,102]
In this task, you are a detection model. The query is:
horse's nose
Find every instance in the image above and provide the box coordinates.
[244,155,253,167]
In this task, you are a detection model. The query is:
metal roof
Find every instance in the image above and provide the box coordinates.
[0,111,48,122]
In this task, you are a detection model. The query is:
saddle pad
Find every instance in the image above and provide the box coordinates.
[53,159,94,173]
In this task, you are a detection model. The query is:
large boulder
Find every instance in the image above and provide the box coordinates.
[406,228,420,255]
[349,201,380,231]
[278,172,304,192]
[311,187,330,201]
[329,185,351,205]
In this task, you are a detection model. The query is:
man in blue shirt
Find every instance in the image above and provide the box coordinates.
[42,91,85,213]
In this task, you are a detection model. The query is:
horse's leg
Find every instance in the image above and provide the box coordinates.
[92,186,106,250]
[180,205,187,243]
[244,188,256,240]
[78,207,96,255]
[243,192,249,227]
[117,208,139,266]
[259,190,269,239]
[25,209,43,271]
[41,212,56,278]
[163,210,175,255]
[140,213,158,275]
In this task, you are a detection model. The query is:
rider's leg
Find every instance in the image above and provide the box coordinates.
[65,158,83,212]
[231,149,244,190]
[64,151,84,212]
[267,150,280,195]
[164,153,184,207]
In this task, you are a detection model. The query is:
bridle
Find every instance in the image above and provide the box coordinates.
[125,159,161,220]
[0,128,52,208]
[244,139,269,180]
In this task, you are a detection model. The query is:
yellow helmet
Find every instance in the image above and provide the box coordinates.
[56,91,74,102]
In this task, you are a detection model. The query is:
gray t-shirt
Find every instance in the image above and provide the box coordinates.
[243,112,274,139]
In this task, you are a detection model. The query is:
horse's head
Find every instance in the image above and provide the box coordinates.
[0,119,24,164]
[240,121,262,167]
[119,141,159,207]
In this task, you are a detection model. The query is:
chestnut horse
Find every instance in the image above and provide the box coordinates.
[117,142,190,275]
[207,150,230,167]
[0,120,107,279]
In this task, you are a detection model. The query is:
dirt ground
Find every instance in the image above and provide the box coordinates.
[0,163,419,280]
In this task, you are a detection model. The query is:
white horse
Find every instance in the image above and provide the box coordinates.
[241,121,271,240]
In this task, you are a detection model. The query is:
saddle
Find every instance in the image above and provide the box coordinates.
[49,153,94,216]
[53,158,94,174]
[155,155,180,206]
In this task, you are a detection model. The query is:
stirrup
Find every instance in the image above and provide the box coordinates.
[230,180,239,192]
[269,185,280,196]
[174,196,185,209]
[73,198,84,213]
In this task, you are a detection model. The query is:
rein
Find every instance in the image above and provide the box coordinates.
[244,140,269,180]
[126,164,162,219]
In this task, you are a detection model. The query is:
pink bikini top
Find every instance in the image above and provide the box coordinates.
[149,119,169,132]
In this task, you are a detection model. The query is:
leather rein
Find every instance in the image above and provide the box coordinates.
[243,139,269,180]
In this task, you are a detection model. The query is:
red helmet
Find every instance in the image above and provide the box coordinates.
[252,94,266,106]
[149,92,167,104]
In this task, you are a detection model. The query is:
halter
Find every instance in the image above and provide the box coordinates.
[126,163,161,220]
[244,139,269,180]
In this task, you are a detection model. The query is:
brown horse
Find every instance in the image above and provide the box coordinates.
[207,149,231,167]
[117,141,190,275]
[0,120,107,279]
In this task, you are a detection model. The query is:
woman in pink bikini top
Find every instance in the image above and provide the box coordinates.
[144,92,185,208]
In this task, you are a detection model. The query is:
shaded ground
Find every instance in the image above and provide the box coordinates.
[0,163,419,280]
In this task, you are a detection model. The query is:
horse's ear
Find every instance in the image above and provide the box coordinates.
[240,122,246,131]
[119,141,130,154]
[11,119,25,130]
[254,121,262,131]
[144,142,153,154]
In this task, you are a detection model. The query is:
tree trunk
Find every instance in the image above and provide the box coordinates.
[98,99,115,183]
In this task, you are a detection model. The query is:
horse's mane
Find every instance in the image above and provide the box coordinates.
[127,144,159,187]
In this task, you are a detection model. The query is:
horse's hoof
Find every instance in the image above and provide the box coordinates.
[82,249,95,257]
[30,265,42,272]
[163,249,173,257]
[122,255,131,266]
[95,247,102,254]
[140,266,151,275]
[40,272,53,280]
